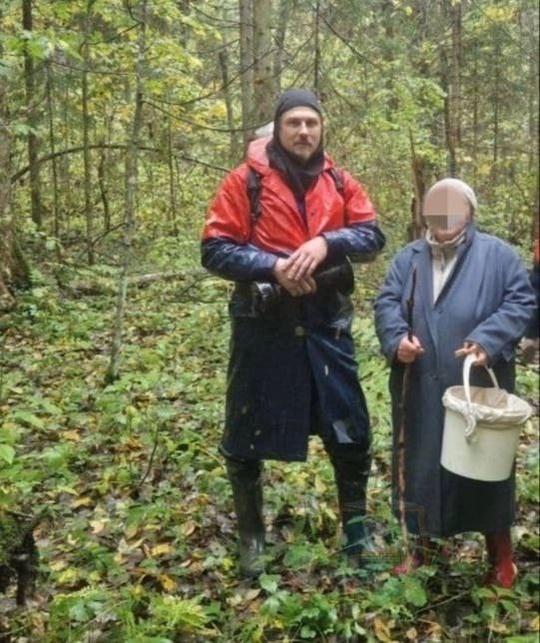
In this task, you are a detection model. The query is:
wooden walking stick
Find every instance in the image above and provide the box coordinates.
[397,265,417,560]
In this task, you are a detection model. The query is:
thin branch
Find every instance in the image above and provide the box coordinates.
[136,427,160,489]
[319,12,385,72]
[145,100,270,133]
[11,143,229,183]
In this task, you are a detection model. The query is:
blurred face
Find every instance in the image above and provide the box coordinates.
[423,186,472,242]
[278,106,322,163]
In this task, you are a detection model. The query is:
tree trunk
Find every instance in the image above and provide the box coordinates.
[313,0,321,93]
[46,61,61,242]
[61,83,72,235]
[252,0,275,128]
[178,0,190,48]
[218,46,238,164]
[525,6,539,231]
[442,0,461,175]
[106,0,147,383]
[239,0,254,150]
[167,112,178,236]
[382,0,398,115]
[0,15,30,311]
[22,0,42,229]
[273,0,295,94]
[408,131,428,242]
[472,39,479,185]
[239,0,275,146]
[491,38,500,185]
[82,1,95,264]
[0,106,16,311]
[449,0,461,174]
[98,143,111,234]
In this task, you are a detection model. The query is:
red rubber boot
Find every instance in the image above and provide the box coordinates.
[483,530,518,589]
[392,548,425,575]
[392,539,451,576]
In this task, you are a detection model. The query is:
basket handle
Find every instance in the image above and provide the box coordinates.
[462,354,499,438]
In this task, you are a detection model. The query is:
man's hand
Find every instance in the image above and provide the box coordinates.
[273,257,317,297]
[283,236,328,281]
[455,341,488,366]
[396,334,424,363]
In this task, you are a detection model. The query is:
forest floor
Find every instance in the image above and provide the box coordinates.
[0,240,538,642]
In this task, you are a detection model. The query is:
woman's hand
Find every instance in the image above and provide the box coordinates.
[396,334,424,363]
[455,342,488,366]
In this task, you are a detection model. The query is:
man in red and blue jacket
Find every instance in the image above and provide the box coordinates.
[201,88,385,576]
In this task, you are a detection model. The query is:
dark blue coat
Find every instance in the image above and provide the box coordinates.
[374,225,535,536]
[202,162,384,461]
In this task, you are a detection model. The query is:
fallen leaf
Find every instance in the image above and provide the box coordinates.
[124,525,139,539]
[373,617,392,642]
[90,520,108,534]
[60,430,81,441]
[118,537,144,555]
[49,560,67,572]
[159,574,178,592]
[181,520,197,536]
[488,622,509,634]
[72,496,93,508]
[244,588,261,602]
[152,543,172,557]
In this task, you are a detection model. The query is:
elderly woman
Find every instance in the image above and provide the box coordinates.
[374,178,535,588]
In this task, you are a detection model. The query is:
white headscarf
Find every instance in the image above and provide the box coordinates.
[423,178,478,217]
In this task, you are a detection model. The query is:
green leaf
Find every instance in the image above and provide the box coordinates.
[31,287,48,299]
[40,400,63,415]
[69,601,90,623]
[12,410,44,429]
[300,625,317,639]
[0,445,15,464]
[283,543,314,568]
[403,577,427,607]
[259,574,280,594]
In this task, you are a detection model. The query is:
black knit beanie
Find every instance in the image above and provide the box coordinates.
[274,88,322,124]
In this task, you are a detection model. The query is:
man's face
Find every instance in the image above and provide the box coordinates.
[278,106,322,163]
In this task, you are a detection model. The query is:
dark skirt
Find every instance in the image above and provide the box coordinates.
[391,362,517,537]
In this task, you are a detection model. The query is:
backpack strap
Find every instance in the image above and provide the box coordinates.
[327,167,345,198]
[246,167,263,225]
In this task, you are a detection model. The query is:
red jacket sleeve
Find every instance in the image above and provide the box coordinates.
[202,167,251,243]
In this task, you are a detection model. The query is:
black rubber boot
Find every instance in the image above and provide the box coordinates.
[225,456,265,577]
[327,445,376,564]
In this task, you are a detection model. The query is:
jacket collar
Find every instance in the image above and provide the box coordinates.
[412,223,476,347]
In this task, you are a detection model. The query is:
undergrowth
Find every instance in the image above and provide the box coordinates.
[0,243,538,642]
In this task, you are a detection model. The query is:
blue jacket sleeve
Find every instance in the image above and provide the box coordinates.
[373,249,413,361]
[466,246,536,362]
[201,237,278,282]
[321,221,386,263]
